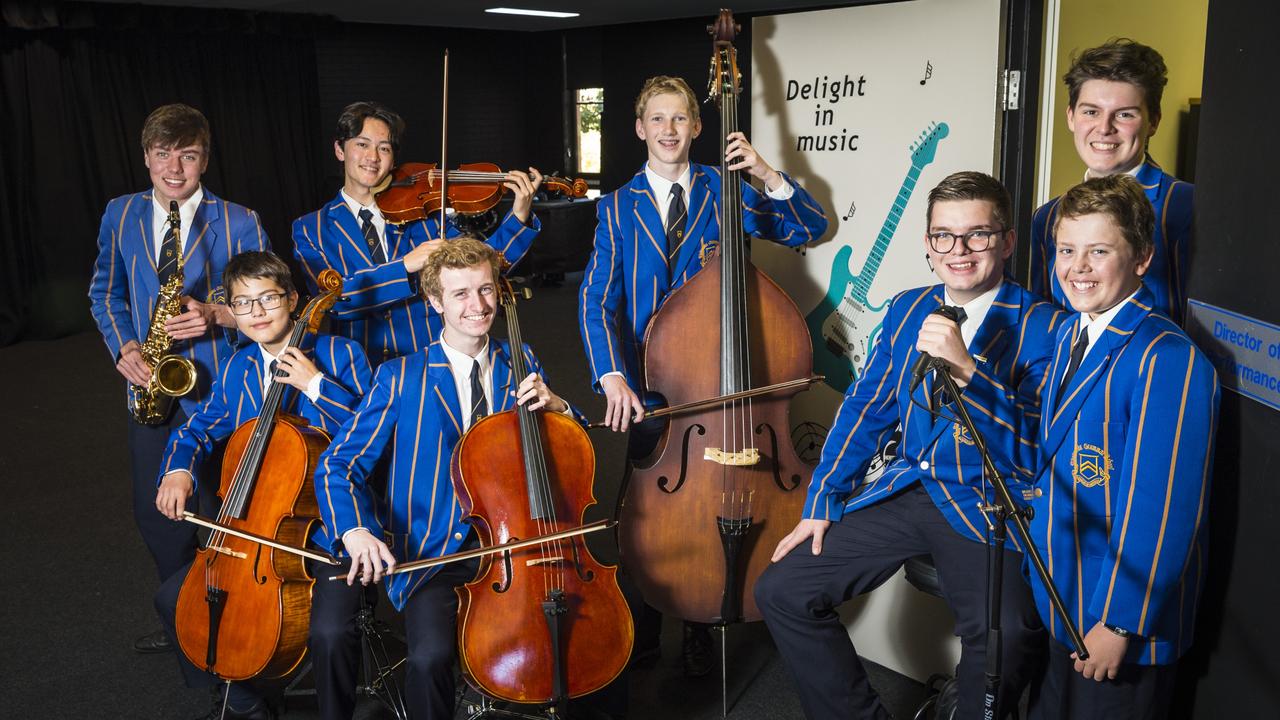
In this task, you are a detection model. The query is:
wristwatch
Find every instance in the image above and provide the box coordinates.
[1103,623,1132,638]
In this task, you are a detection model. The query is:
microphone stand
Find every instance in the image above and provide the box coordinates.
[930,364,1087,718]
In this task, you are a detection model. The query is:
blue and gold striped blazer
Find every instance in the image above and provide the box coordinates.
[578,164,828,402]
[805,282,1065,548]
[89,188,269,416]
[292,193,538,365]
[1029,159,1193,325]
[1028,285,1219,665]
[159,333,371,549]
[314,339,582,610]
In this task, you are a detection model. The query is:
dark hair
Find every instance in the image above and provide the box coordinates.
[1054,175,1154,259]
[141,104,211,152]
[420,236,501,300]
[1064,39,1168,121]
[335,101,405,153]
[224,251,296,296]
[926,171,1012,229]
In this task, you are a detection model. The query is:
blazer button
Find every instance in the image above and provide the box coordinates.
[454,532,464,540]
[1034,488,1044,498]
[384,311,392,320]
[918,461,930,471]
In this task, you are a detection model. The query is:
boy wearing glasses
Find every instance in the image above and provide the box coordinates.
[1027,39,1192,325]
[756,172,1064,720]
[152,251,372,719]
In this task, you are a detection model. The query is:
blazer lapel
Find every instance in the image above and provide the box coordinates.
[489,342,518,413]
[243,354,265,410]
[131,193,161,301]
[1041,290,1153,458]
[184,192,220,295]
[1135,158,1164,205]
[326,194,376,268]
[427,342,464,438]
[627,173,670,279]
[671,167,717,282]
[386,221,408,260]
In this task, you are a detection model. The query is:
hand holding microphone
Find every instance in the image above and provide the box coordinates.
[911,305,974,391]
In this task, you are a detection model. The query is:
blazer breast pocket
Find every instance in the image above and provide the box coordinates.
[1067,421,1123,518]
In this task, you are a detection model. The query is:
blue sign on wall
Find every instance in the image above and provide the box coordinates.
[1186,299,1280,412]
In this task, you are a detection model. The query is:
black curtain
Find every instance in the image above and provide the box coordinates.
[0,3,326,345]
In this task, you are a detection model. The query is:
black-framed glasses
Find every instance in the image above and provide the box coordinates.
[926,228,1007,254]
[229,292,288,315]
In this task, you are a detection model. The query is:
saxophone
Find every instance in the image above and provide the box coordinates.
[129,200,198,424]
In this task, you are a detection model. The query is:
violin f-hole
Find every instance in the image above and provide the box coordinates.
[755,422,803,491]
[658,424,706,494]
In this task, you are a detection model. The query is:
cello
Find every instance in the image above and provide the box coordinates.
[617,10,817,625]
[173,270,344,680]
[450,276,633,709]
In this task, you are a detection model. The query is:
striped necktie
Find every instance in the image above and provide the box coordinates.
[469,359,488,428]
[665,184,687,266]
[1057,331,1090,401]
[358,208,387,264]
[157,202,181,285]
[929,306,968,411]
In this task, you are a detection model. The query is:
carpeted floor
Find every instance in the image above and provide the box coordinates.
[0,275,930,719]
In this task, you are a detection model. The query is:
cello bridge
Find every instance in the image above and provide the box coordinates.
[703,447,760,466]
[207,545,247,560]
[525,556,565,567]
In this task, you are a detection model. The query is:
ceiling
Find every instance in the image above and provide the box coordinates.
[79,1,863,31]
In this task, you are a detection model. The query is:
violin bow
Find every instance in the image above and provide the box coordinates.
[182,511,341,566]
[586,375,825,430]
[439,49,449,235]
[326,519,616,581]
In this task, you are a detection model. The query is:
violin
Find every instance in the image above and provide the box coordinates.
[449,277,632,709]
[373,162,589,225]
[173,271,344,680]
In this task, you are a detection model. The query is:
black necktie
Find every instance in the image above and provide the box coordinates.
[929,306,968,411]
[358,208,387,264]
[469,359,488,428]
[157,204,181,285]
[1057,331,1090,400]
[665,184,687,266]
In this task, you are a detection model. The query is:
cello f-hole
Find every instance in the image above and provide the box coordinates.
[755,422,803,491]
[251,543,268,585]
[569,540,595,583]
[658,424,706,494]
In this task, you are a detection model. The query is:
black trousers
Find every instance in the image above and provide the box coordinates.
[309,547,479,720]
[755,485,1045,720]
[128,408,218,582]
[1028,640,1176,720]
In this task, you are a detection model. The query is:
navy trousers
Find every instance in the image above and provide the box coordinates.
[1029,640,1175,720]
[129,408,218,582]
[755,485,1045,720]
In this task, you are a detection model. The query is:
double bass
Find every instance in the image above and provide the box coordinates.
[450,276,633,709]
[174,271,343,680]
[618,11,816,625]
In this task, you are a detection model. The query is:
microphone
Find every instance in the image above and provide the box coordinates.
[909,305,961,392]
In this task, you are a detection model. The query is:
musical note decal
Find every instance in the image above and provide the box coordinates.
[920,60,933,86]
[843,201,857,221]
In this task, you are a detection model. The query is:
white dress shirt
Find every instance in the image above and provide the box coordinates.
[150,186,204,264]
[441,337,493,432]
[259,343,323,403]
[944,281,1003,349]
[1066,287,1142,379]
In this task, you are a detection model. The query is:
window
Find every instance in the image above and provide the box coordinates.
[575,88,603,181]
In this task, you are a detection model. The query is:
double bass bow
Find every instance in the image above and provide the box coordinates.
[450,276,633,709]
[617,10,817,626]
[173,270,344,681]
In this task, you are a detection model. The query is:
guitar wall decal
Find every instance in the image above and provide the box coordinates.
[805,121,950,390]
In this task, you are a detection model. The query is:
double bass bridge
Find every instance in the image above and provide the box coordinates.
[703,447,760,466]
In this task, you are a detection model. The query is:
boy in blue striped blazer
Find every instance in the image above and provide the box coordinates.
[152,250,372,720]
[578,74,828,675]
[314,237,580,720]
[756,172,1065,719]
[1027,175,1218,719]
[88,103,269,655]
[1027,40,1193,325]
[293,101,543,366]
